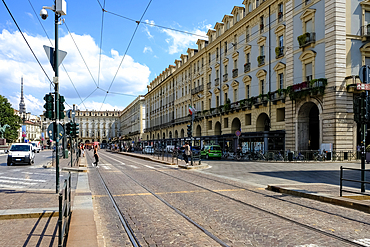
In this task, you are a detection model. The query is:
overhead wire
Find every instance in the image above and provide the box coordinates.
[26,0,87,110]
[2,0,53,85]
[97,0,106,87]
[98,0,153,111]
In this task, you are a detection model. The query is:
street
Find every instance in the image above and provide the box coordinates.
[85,151,370,246]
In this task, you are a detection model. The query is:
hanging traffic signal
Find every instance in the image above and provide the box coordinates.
[43,93,54,120]
[59,95,65,120]
[66,122,73,136]
[187,124,192,137]
[354,95,361,123]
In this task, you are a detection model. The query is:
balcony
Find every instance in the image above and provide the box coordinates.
[361,25,370,39]
[244,63,251,73]
[257,56,265,67]
[223,73,228,82]
[270,89,286,104]
[275,46,284,58]
[287,78,327,101]
[297,32,316,48]
[232,69,238,78]
[215,78,220,86]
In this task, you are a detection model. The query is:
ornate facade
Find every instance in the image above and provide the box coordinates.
[142,0,367,153]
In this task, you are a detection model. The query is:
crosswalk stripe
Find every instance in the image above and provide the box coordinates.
[354,239,370,246]
[0,179,37,185]
[144,165,155,169]
[0,176,46,182]
[0,184,24,189]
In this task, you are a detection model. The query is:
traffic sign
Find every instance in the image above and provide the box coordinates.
[43,45,67,71]
[357,83,370,90]
[359,65,370,84]
[235,130,241,137]
[47,123,65,140]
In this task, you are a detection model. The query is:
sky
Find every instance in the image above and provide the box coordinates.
[0,0,244,116]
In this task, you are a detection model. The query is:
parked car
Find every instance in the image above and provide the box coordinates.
[201,145,222,159]
[144,146,154,154]
[191,146,201,156]
[7,143,35,166]
[30,141,41,153]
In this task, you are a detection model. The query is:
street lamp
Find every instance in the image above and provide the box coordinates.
[40,0,66,193]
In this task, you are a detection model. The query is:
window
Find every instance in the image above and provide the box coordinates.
[224,41,228,54]
[260,45,264,56]
[225,65,228,74]
[224,118,229,128]
[209,98,211,108]
[208,53,211,63]
[209,74,211,83]
[248,2,252,13]
[246,53,250,63]
[201,77,204,85]
[201,101,204,111]
[278,3,283,21]
[305,19,313,33]
[260,16,264,33]
[234,34,237,49]
[246,26,250,42]
[234,89,238,102]
[202,58,204,67]
[236,13,240,22]
[247,85,250,98]
[216,48,219,59]
[305,63,312,81]
[226,21,230,29]
[260,79,265,94]
[279,73,284,89]
[216,96,219,106]
[256,0,260,7]
[234,59,238,69]
[245,114,251,125]
[224,93,228,104]
[279,35,284,47]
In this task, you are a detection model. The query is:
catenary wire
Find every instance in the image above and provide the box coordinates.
[26,0,87,110]
[97,0,106,87]
[2,0,53,85]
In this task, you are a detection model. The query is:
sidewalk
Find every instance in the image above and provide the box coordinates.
[0,153,97,247]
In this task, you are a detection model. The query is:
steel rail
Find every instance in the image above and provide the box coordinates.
[94,159,141,247]
[104,152,367,247]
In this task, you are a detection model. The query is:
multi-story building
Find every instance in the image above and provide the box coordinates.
[15,110,42,143]
[143,0,367,154]
[119,96,146,149]
[41,109,120,148]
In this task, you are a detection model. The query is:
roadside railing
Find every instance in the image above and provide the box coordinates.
[58,172,72,247]
[340,166,370,197]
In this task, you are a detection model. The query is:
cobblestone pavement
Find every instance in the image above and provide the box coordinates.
[88,151,370,246]
[0,156,78,247]
[0,214,58,246]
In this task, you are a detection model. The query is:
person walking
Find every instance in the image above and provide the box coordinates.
[183,142,191,166]
[93,145,99,167]
[81,144,85,157]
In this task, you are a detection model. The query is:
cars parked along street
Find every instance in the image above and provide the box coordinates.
[201,145,222,159]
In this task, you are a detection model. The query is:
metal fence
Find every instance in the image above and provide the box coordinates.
[340,166,370,197]
[58,172,72,247]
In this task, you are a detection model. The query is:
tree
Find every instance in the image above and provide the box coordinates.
[0,95,22,142]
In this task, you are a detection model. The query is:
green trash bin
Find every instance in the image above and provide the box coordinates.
[64,149,68,159]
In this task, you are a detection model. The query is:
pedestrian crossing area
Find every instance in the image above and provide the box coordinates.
[0,170,66,189]
[97,162,169,170]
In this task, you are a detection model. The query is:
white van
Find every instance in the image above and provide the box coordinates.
[31,141,41,153]
[144,146,154,154]
[7,143,35,166]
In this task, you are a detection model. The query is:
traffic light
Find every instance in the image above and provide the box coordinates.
[354,96,361,123]
[72,123,79,138]
[66,122,73,136]
[187,124,192,137]
[43,93,54,120]
[59,95,65,120]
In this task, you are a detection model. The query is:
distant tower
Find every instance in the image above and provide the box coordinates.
[19,77,26,114]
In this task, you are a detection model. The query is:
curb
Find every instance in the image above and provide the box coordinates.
[178,164,209,169]
[62,167,87,172]
[0,208,58,220]
[117,152,177,166]
[267,185,370,214]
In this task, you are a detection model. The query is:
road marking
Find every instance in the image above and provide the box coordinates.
[0,176,46,182]
[0,184,24,189]
[22,172,55,176]
[0,179,37,185]
[144,165,155,169]
[101,154,138,168]
[354,239,370,246]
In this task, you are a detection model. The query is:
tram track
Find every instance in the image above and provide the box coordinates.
[95,151,369,246]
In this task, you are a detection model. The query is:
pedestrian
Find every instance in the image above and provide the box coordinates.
[81,144,85,157]
[183,142,191,165]
[93,145,99,167]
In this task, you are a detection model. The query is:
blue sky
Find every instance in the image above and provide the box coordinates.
[0,0,243,116]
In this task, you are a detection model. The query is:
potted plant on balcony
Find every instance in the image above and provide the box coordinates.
[257,56,264,66]
[297,33,309,47]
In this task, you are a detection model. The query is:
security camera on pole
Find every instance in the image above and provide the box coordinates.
[40,0,67,193]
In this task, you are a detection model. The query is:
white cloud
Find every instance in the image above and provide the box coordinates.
[143,46,152,53]
[8,93,43,114]
[143,20,155,39]
[81,101,124,112]
[0,29,151,114]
